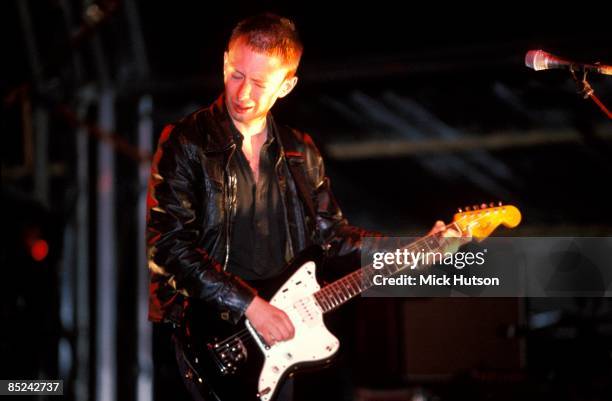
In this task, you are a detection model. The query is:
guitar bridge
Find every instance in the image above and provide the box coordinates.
[209,337,248,375]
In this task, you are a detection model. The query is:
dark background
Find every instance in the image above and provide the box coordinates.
[2,1,612,401]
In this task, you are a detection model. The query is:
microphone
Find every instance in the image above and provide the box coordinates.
[525,49,612,76]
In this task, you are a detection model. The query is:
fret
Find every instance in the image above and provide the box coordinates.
[427,235,441,251]
[327,286,340,308]
[314,292,329,312]
[436,236,446,252]
[423,238,433,253]
[340,278,356,297]
[387,261,400,275]
[343,276,355,295]
[335,281,350,301]
[440,233,455,250]
[324,290,334,311]
[366,267,379,288]
[323,292,333,312]
[336,280,350,299]
[367,266,380,285]
[357,270,368,291]
[349,275,361,294]
[382,263,394,278]
[315,289,335,313]
[348,273,362,292]
[344,278,359,298]
[402,252,412,270]
[406,242,420,256]
[450,222,462,235]
[315,290,326,311]
[361,266,375,285]
[353,270,368,292]
[318,288,330,310]
[329,283,342,303]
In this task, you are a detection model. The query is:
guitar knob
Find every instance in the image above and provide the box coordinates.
[498,201,503,206]
[472,205,479,211]
[458,208,463,213]
[465,206,470,211]
[258,387,272,397]
[489,202,494,208]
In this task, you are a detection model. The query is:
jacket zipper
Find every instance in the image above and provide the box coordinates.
[223,143,237,271]
[276,152,295,260]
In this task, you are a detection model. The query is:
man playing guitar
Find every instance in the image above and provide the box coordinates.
[146,13,468,401]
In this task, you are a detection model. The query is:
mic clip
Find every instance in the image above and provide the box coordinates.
[570,67,594,99]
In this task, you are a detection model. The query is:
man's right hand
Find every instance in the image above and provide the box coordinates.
[244,296,295,346]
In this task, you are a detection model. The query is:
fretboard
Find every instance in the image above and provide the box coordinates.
[313,228,458,313]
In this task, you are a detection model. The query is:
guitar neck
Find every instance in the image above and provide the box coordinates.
[313,226,459,313]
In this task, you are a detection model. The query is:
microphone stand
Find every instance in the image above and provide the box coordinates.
[569,67,612,119]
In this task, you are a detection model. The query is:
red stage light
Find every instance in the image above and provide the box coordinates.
[31,239,49,262]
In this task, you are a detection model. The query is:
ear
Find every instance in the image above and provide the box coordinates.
[278,76,298,98]
[223,52,229,79]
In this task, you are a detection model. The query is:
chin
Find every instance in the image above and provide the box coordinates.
[234,110,262,123]
[230,112,250,123]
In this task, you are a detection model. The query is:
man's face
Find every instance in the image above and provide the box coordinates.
[224,39,297,125]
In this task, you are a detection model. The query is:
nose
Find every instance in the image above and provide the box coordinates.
[237,80,251,101]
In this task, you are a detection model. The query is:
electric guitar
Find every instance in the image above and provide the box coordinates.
[176,204,522,401]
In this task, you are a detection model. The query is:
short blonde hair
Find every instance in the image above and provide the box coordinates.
[228,13,303,76]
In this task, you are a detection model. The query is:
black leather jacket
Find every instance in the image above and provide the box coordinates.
[147,95,372,325]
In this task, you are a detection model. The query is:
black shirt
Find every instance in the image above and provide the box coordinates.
[227,125,287,280]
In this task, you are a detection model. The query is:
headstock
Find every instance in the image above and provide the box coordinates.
[453,202,521,241]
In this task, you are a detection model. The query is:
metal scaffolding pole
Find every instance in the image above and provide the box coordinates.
[136,95,153,401]
[96,88,117,401]
[75,86,95,401]
[33,107,49,206]
[16,0,49,206]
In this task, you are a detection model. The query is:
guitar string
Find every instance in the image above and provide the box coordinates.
[212,215,483,348]
[212,214,483,348]
[211,211,499,348]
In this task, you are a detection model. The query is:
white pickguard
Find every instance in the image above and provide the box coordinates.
[245,261,340,401]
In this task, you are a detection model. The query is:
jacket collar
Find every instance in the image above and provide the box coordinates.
[199,94,283,154]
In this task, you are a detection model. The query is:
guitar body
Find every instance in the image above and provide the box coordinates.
[176,204,522,401]
[178,245,340,401]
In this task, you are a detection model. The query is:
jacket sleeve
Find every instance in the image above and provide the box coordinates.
[147,124,256,324]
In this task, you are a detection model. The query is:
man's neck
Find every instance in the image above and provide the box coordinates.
[231,115,269,184]
[232,116,267,140]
